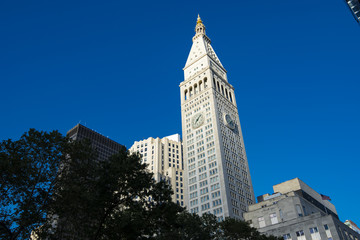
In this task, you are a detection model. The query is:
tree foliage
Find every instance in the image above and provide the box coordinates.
[1,129,281,240]
[0,129,68,240]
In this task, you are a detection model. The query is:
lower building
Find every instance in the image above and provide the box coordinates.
[67,124,123,162]
[244,178,360,240]
[130,134,184,206]
[345,220,360,235]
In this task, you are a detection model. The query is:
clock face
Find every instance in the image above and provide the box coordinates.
[224,113,235,130]
[192,113,205,129]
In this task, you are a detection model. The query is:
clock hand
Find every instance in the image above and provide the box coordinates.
[196,115,201,123]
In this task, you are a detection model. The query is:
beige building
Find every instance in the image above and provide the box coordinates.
[180,15,255,221]
[130,134,184,206]
[244,178,360,240]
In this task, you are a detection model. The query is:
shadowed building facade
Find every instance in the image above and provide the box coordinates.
[67,124,123,162]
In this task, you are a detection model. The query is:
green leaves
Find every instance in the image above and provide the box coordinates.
[0,129,67,240]
[1,129,281,240]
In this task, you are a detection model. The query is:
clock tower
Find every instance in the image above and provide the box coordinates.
[180,15,255,220]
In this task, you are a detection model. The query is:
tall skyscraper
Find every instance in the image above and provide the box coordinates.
[130,134,185,206]
[180,15,255,221]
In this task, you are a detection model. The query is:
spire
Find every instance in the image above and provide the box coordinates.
[195,14,206,36]
[185,15,224,71]
[197,14,202,24]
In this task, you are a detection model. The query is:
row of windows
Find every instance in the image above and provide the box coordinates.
[183,94,210,114]
[184,77,208,100]
[281,225,334,240]
[201,203,210,211]
[213,76,234,103]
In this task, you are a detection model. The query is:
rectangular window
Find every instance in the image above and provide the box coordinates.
[200,195,209,203]
[189,177,196,184]
[270,213,278,224]
[200,187,208,195]
[309,227,321,240]
[189,192,198,199]
[212,199,222,207]
[213,207,222,215]
[283,233,292,240]
[296,204,303,217]
[190,199,198,207]
[258,217,266,228]
[189,184,197,191]
[296,230,305,240]
[210,183,220,191]
[199,180,208,187]
[211,191,220,199]
[324,224,333,240]
[201,203,210,211]
[190,207,198,213]
[199,172,207,180]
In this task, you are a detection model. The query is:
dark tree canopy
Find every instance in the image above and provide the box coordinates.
[1,129,281,240]
[0,129,68,240]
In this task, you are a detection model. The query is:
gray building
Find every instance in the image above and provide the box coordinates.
[344,0,360,23]
[244,178,360,240]
[67,124,123,162]
[345,220,360,235]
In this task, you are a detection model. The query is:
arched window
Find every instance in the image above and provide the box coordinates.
[204,77,207,88]
[184,89,188,100]
[194,84,198,94]
[199,81,203,92]
[189,87,193,97]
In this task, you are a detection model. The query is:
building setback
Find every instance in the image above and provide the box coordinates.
[180,15,255,221]
[130,134,184,206]
[244,178,360,240]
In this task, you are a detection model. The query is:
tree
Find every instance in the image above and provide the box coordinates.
[1,129,281,240]
[40,143,184,240]
[171,212,221,240]
[0,129,69,240]
[220,217,282,240]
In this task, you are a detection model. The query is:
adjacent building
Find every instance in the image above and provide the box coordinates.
[345,220,360,235]
[244,178,360,240]
[129,134,185,206]
[180,15,255,221]
[344,0,360,23]
[67,124,123,162]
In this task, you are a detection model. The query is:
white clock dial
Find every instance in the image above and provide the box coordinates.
[191,113,205,129]
[224,113,235,130]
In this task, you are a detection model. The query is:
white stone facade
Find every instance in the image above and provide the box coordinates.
[180,16,255,221]
[130,134,184,206]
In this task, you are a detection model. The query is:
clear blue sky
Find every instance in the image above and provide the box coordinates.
[1,0,359,224]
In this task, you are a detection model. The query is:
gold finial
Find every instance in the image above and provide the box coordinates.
[197,14,202,24]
